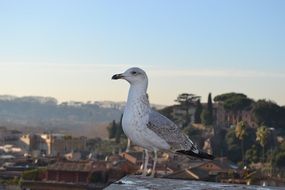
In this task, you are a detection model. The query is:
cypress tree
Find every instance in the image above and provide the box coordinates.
[115,114,124,143]
[208,93,213,124]
[194,99,202,123]
[201,93,214,126]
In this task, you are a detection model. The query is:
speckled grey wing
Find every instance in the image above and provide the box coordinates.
[147,110,198,153]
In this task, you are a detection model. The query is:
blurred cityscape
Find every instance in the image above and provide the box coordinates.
[0,92,284,189]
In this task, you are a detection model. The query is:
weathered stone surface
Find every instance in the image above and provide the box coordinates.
[105,175,283,190]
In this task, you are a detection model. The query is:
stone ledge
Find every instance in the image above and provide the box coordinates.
[105,175,283,190]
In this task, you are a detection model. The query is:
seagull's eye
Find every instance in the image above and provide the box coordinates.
[131,71,137,75]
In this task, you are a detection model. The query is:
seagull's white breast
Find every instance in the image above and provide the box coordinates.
[122,94,154,150]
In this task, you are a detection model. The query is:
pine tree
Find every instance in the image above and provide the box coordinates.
[175,93,200,126]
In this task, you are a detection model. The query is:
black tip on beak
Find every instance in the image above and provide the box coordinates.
[112,74,123,80]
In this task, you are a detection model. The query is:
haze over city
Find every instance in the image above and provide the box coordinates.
[0,0,284,105]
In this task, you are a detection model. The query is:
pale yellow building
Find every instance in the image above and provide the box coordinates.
[19,133,87,157]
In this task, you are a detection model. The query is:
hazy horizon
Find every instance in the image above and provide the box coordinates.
[0,1,284,105]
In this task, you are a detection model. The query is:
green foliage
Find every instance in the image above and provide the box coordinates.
[225,128,242,162]
[207,93,213,117]
[22,168,46,181]
[214,93,247,102]
[210,129,228,157]
[183,125,208,147]
[200,93,214,126]
[107,117,126,143]
[253,100,285,129]
[235,121,246,140]
[175,93,200,126]
[175,93,200,107]
[107,120,117,139]
[201,109,212,126]
[225,126,256,163]
[256,126,269,147]
[272,141,285,168]
[158,105,175,121]
[214,92,253,112]
[0,177,20,185]
[245,145,260,163]
[86,137,102,151]
[274,152,285,168]
[183,126,202,137]
[279,141,285,151]
[115,114,126,143]
[194,99,202,123]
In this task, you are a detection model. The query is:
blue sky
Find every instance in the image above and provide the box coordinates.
[0,0,284,105]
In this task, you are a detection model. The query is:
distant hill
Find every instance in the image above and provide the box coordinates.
[0,95,165,138]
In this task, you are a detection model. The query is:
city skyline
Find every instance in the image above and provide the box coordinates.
[0,1,284,105]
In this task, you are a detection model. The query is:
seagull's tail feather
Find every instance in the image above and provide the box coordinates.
[176,150,215,160]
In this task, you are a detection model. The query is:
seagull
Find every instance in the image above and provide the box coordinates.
[112,67,214,177]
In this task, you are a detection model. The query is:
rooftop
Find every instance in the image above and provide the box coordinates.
[47,161,94,172]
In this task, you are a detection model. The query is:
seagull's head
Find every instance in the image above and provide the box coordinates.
[112,67,148,86]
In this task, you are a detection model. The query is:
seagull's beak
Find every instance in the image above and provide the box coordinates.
[112,73,124,80]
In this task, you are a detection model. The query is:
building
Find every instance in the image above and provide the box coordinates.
[211,103,257,128]
[21,159,137,190]
[21,161,108,190]
[165,157,239,182]
[0,126,22,145]
[19,133,87,157]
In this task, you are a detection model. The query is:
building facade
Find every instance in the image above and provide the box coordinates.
[19,133,87,157]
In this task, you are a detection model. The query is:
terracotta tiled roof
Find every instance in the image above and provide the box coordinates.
[47,161,94,172]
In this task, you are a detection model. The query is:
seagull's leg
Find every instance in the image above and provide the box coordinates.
[150,149,157,177]
[142,149,149,176]
[126,138,131,152]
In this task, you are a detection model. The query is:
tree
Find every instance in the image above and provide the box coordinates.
[214,93,247,102]
[274,152,285,168]
[107,120,117,139]
[211,128,227,157]
[158,105,175,121]
[273,141,285,168]
[183,125,204,146]
[245,145,260,164]
[201,109,212,126]
[194,99,202,123]
[253,100,285,130]
[235,121,247,165]
[256,126,269,163]
[201,93,214,126]
[175,93,200,126]
[225,128,242,163]
[226,125,256,164]
[208,93,213,120]
[115,114,126,143]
